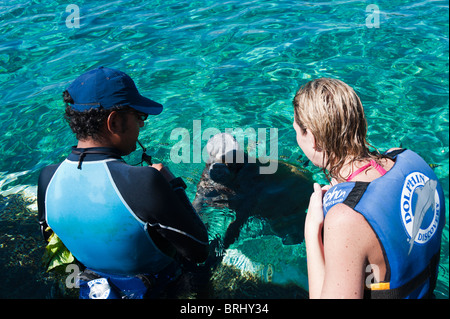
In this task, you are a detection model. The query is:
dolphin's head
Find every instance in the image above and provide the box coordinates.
[424,179,438,192]
[206,133,242,163]
[206,133,248,184]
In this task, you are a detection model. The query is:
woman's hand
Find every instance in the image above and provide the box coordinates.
[304,182,331,298]
[305,183,330,232]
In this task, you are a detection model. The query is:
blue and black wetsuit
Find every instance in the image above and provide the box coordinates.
[38,147,209,298]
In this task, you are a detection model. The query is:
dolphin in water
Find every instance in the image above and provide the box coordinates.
[193,133,314,251]
[408,178,438,255]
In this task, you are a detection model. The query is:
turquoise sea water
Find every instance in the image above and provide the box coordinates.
[0,0,448,299]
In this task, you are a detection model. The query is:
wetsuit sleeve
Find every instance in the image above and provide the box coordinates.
[37,164,60,242]
[108,163,209,264]
[148,180,210,264]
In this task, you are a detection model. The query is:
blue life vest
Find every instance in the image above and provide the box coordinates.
[45,158,174,276]
[322,149,445,299]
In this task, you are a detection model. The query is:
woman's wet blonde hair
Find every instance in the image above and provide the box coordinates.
[293,78,382,182]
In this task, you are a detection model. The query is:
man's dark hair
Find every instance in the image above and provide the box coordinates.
[63,90,130,141]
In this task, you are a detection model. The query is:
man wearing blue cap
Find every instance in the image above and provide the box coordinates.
[37,67,209,299]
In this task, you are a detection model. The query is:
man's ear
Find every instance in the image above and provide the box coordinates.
[106,111,122,135]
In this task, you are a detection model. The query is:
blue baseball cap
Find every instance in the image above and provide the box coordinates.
[66,66,163,115]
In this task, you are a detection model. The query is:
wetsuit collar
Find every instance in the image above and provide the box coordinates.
[68,146,124,169]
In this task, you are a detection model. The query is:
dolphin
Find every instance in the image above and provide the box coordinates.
[408,179,438,255]
[193,133,314,251]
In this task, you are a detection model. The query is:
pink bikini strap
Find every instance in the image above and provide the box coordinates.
[346,159,387,182]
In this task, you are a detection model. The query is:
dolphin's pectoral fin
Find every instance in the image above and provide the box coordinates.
[223,220,241,249]
[223,209,249,249]
[222,199,253,249]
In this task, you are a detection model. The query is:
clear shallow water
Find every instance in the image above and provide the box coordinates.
[0,0,448,298]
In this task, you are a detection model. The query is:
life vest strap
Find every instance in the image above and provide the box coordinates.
[367,250,440,299]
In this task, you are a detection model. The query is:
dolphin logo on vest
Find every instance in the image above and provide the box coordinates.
[408,178,438,254]
[400,173,440,255]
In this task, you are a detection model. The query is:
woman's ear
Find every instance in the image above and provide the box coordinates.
[306,129,319,151]
[307,128,326,167]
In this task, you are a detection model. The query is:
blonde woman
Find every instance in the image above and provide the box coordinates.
[293,78,445,299]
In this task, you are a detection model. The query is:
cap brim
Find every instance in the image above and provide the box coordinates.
[129,95,163,115]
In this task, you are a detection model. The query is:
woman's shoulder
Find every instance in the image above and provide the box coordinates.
[324,203,375,247]
[325,203,366,227]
